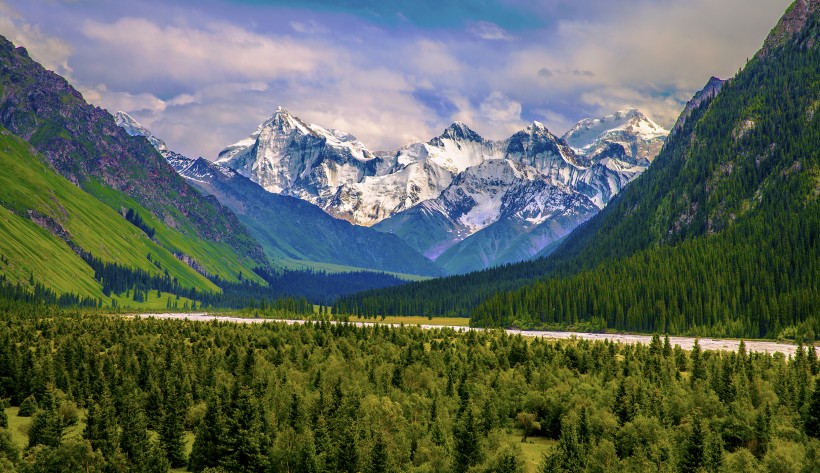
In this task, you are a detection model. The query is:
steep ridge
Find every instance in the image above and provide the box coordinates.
[337,0,820,339]
[672,77,725,132]
[117,114,443,276]
[0,127,219,302]
[0,35,267,284]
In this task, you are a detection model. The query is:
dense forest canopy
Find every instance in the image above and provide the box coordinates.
[0,303,819,472]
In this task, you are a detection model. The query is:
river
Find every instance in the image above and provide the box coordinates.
[131,312,800,357]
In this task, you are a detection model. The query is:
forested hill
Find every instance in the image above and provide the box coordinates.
[335,0,820,340]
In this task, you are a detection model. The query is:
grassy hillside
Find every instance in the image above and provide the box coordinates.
[0,205,103,298]
[0,35,268,285]
[0,128,221,298]
[85,181,264,286]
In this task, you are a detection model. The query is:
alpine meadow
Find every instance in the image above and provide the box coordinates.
[0,0,819,472]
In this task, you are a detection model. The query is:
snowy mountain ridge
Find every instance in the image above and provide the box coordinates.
[114,112,445,276]
[119,107,668,274]
[562,108,669,164]
[215,108,663,227]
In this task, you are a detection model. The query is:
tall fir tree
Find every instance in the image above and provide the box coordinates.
[189,396,227,472]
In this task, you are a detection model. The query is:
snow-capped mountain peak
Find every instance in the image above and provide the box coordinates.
[431,121,484,145]
[115,111,168,153]
[530,120,547,131]
[265,106,312,135]
[214,107,378,203]
[562,108,668,163]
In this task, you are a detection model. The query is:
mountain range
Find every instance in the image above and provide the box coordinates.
[0,0,814,342]
[211,106,667,273]
[115,112,443,277]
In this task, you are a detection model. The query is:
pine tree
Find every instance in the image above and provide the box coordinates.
[806,379,820,439]
[82,390,119,459]
[680,418,705,472]
[189,396,226,472]
[119,392,152,468]
[367,435,388,473]
[221,386,270,473]
[454,407,481,472]
[27,390,62,449]
[705,430,724,473]
[690,340,706,384]
[752,404,772,459]
[159,401,187,467]
[18,394,38,416]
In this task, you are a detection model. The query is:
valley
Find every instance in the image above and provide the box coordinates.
[0,0,817,472]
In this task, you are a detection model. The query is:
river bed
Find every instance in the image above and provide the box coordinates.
[132,312,799,357]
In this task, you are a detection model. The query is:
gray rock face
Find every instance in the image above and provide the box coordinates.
[672,78,726,132]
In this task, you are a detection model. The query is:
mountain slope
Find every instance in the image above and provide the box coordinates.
[433,179,600,274]
[335,0,820,338]
[0,127,220,300]
[116,114,443,276]
[0,36,266,284]
[182,158,444,276]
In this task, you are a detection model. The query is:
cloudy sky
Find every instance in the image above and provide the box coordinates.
[0,0,792,159]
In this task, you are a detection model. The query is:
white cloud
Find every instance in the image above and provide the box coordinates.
[490,0,792,131]
[290,20,327,35]
[468,21,512,41]
[480,91,522,122]
[80,17,332,86]
[79,83,168,114]
[3,0,795,159]
[406,40,462,78]
[0,0,73,78]
[474,91,527,136]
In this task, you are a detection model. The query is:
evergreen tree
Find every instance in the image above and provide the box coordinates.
[27,391,62,449]
[189,396,226,472]
[806,379,820,440]
[82,391,119,460]
[454,407,481,472]
[221,386,269,473]
[18,395,37,417]
[680,418,705,472]
[119,393,151,468]
[690,340,706,384]
[159,403,186,468]
[367,434,388,473]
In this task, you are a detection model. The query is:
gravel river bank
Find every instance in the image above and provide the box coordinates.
[132,312,800,357]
